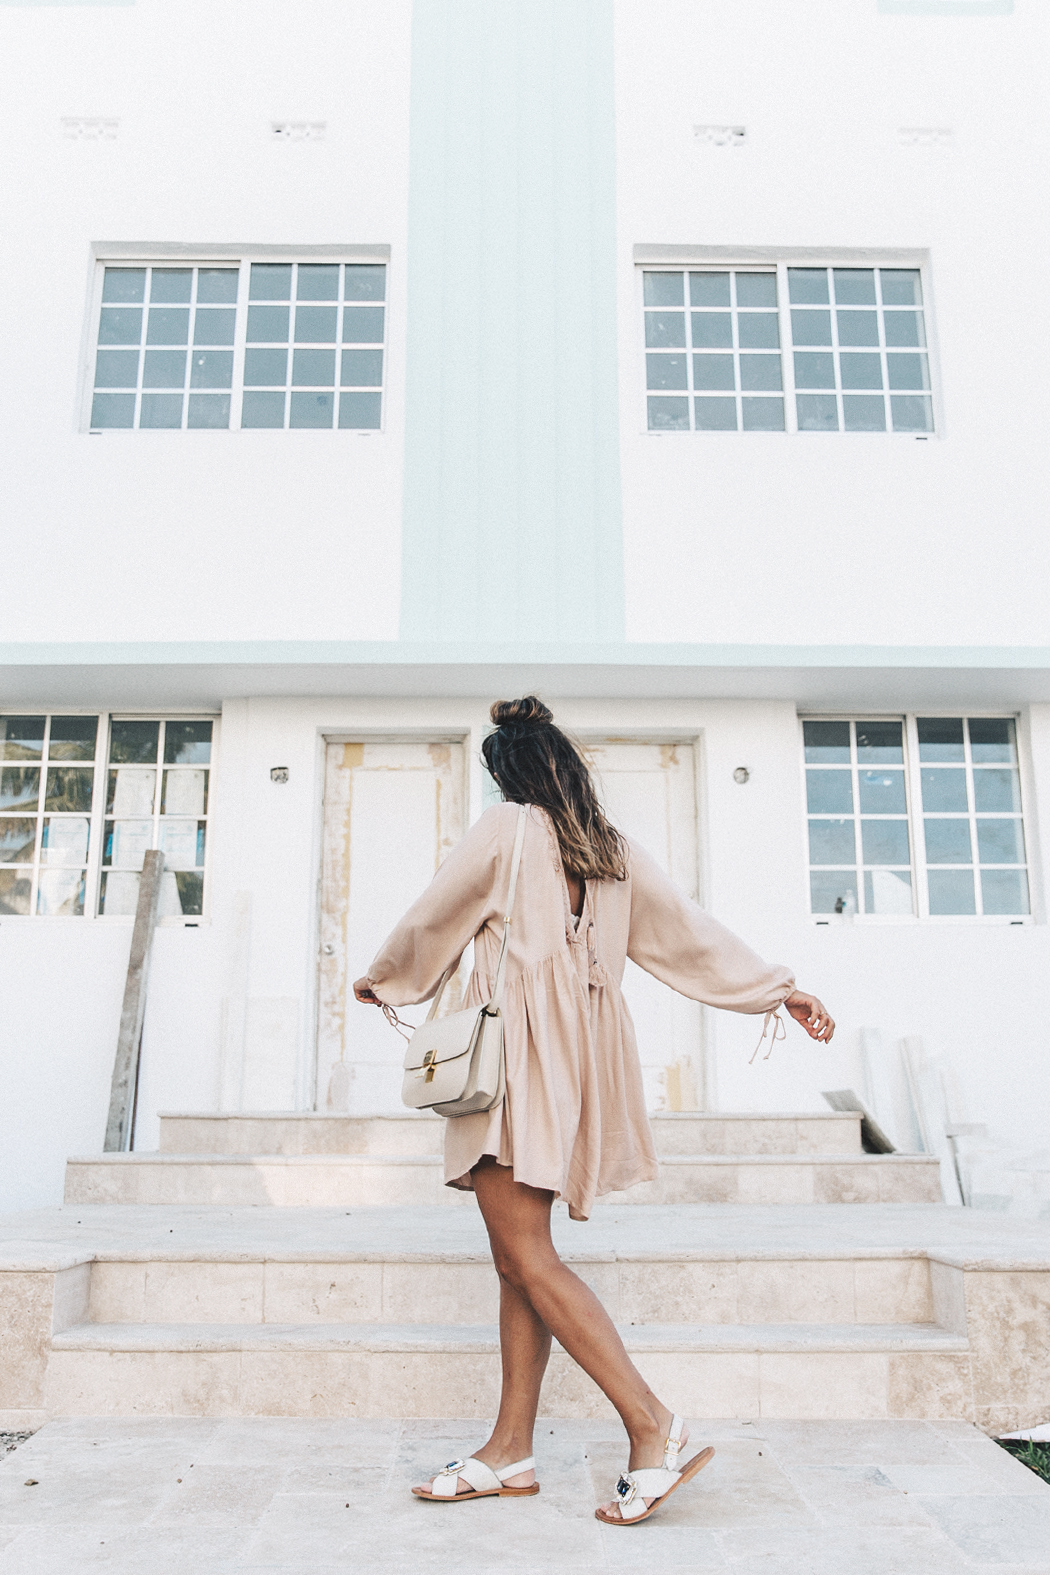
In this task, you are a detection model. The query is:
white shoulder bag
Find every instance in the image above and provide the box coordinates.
[400,805,527,1118]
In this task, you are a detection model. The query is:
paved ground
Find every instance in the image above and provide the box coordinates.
[1,1417,1048,1573]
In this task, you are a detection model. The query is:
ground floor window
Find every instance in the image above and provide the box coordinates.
[0,713,215,919]
[803,715,1030,919]
[0,714,99,916]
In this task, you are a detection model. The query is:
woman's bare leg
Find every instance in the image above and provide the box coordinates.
[471,1276,552,1486]
[472,1161,684,1511]
[413,1171,552,1495]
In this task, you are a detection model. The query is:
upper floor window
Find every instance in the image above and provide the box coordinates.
[804,716,1030,920]
[0,713,214,919]
[89,259,386,432]
[644,264,932,435]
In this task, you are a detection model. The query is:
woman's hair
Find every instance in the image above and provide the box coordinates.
[481,697,627,881]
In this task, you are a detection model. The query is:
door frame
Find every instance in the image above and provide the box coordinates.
[311,730,469,1111]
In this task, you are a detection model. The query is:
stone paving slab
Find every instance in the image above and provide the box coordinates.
[3,1202,1050,1270]
[0,1416,1046,1573]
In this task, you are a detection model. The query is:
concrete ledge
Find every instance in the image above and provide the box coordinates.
[42,1337,978,1422]
[6,1203,1050,1267]
[63,1153,942,1207]
[156,1110,865,1157]
[51,1320,969,1355]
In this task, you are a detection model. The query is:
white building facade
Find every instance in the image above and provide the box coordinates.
[2,0,1048,1211]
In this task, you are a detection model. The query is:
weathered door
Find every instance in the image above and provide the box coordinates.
[585,741,704,1111]
[316,740,466,1113]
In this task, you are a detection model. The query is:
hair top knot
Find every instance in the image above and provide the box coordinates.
[481,696,627,882]
[489,696,553,731]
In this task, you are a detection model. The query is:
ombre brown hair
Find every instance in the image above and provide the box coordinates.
[481,697,627,881]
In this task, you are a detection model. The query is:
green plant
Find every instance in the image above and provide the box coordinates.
[998,1438,1050,1486]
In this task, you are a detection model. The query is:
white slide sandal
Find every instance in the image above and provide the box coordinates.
[412,1455,539,1501]
[595,1416,714,1525]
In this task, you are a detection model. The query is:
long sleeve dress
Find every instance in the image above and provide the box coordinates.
[367,802,794,1221]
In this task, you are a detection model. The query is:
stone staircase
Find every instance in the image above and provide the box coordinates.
[2,1111,1049,1436]
[63,1112,943,1207]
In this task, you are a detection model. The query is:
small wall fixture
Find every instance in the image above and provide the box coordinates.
[270,766,289,784]
[271,121,326,142]
[733,767,750,785]
[62,117,119,140]
[897,127,953,148]
[694,124,747,148]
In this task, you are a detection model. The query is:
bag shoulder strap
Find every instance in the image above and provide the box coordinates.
[489,804,528,1014]
[424,805,528,1022]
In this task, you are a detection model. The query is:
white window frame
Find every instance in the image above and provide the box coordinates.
[0,710,218,924]
[640,266,787,433]
[78,244,390,435]
[800,712,1034,925]
[634,247,942,438]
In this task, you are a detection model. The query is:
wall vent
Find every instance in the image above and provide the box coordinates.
[62,117,119,140]
[693,124,746,147]
[897,127,954,146]
[271,121,326,142]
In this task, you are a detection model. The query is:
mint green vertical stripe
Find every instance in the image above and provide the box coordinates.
[400,0,625,643]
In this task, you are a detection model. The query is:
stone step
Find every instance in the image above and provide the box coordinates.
[46,1320,968,1420]
[84,1247,937,1327]
[65,1151,941,1208]
[157,1110,864,1157]
[7,1203,1050,1432]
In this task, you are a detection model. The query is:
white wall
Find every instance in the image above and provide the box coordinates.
[0,919,220,1211]
[615,0,1050,647]
[4,0,1046,651]
[2,0,1048,1210]
[0,0,411,644]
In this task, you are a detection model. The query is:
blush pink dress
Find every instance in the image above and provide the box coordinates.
[367,803,794,1220]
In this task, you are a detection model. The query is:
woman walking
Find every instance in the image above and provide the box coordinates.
[354,697,834,1524]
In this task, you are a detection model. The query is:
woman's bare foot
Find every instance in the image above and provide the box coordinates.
[413,1436,536,1496]
[597,1404,688,1520]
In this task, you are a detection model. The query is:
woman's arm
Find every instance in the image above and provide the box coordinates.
[626,839,834,1039]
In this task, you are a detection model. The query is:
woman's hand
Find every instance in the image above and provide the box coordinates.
[784,990,835,1042]
[353,977,381,1005]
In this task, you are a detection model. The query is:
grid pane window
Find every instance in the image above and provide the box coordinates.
[804,720,913,916]
[804,716,1028,919]
[641,263,933,435]
[918,717,1029,916]
[92,266,238,430]
[243,261,384,431]
[100,720,213,917]
[90,261,385,432]
[0,715,99,916]
[788,267,932,433]
[644,270,784,432]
